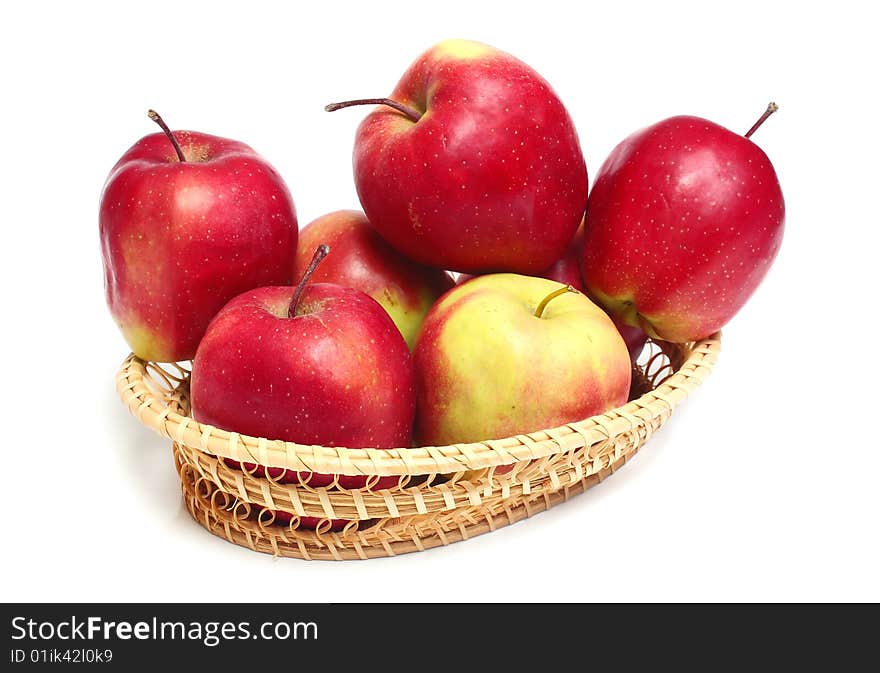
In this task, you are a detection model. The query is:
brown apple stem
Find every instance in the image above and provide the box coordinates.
[745,102,779,139]
[324,98,422,123]
[147,109,186,162]
[289,244,331,317]
[534,285,578,319]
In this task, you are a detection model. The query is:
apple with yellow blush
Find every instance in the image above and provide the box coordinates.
[413,273,631,447]
[100,111,298,362]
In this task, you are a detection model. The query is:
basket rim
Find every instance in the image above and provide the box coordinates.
[116,333,720,476]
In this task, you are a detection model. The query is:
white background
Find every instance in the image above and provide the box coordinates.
[2,0,877,603]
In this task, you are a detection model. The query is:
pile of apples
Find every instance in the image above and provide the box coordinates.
[100,39,784,530]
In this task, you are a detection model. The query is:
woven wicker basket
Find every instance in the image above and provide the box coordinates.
[115,333,719,560]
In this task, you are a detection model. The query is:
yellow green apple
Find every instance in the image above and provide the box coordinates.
[413,273,631,445]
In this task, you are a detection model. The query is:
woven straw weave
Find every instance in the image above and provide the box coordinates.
[116,334,720,560]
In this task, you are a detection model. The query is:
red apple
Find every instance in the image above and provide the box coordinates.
[293,210,454,349]
[191,247,416,530]
[459,225,648,362]
[582,104,785,343]
[414,273,631,446]
[326,39,587,274]
[100,110,298,362]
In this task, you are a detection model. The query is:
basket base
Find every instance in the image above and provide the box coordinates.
[177,444,637,561]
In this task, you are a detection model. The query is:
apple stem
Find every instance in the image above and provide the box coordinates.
[289,244,331,318]
[147,109,186,162]
[324,98,423,123]
[744,102,779,139]
[534,285,578,319]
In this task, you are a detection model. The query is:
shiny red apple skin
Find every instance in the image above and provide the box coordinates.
[352,39,588,274]
[459,225,648,361]
[100,130,298,362]
[581,115,785,343]
[293,210,454,349]
[190,283,415,529]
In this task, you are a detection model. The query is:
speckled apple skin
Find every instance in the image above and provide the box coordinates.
[413,274,631,446]
[294,210,454,349]
[100,131,297,362]
[459,226,648,362]
[582,115,785,343]
[190,283,416,529]
[353,39,588,274]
